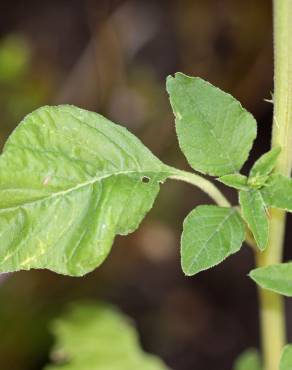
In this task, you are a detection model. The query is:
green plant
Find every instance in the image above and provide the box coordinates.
[1,1,292,369]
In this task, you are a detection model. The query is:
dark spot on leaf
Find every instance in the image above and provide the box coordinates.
[141,176,150,183]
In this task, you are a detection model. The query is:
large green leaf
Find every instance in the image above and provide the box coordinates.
[250,262,292,296]
[44,303,169,370]
[239,190,268,250]
[166,73,257,176]
[280,345,292,370]
[233,348,261,370]
[0,105,171,276]
[261,174,292,212]
[181,205,245,276]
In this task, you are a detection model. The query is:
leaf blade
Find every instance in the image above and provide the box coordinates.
[181,205,245,276]
[167,73,257,176]
[218,173,249,190]
[250,262,292,296]
[0,105,171,276]
[239,190,269,250]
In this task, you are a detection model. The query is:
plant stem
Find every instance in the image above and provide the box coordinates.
[256,1,292,369]
[168,168,230,207]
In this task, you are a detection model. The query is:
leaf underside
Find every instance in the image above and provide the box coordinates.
[239,190,268,250]
[181,205,245,276]
[166,73,257,176]
[44,303,169,370]
[0,105,171,276]
[250,262,292,296]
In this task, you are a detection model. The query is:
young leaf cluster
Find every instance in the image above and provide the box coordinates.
[166,73,292,277]
[219,147,281,250]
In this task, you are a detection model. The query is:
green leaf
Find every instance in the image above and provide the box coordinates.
[44,303,169,370]
[261,174,292,211]
[181,205,245,276]
[249,147,281,179]
[280,345,292,370]
[239,190,268,250]
[218,173,249,190]
[233,348,261,370]
[166,73,257,176]
[0,105,171,276]
[250,262,292,296]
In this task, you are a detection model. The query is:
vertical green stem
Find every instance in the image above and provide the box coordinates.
[256,1,292,369]
[256,212,286,370]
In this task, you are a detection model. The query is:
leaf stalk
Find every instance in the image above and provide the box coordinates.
[168,168,230,207]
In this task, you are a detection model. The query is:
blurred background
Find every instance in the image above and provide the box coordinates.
[0,0,290,369]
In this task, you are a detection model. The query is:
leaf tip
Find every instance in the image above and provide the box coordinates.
[166,74,175,92]
[248,268,258,283]
[181,266,195,277]
[166,72,193,92]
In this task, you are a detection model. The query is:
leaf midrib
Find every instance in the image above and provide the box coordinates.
[0,169,170,213]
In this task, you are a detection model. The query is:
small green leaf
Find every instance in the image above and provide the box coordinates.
[261,174,292,211]
[44,302,169,370]
[0,105,171,276]
[233,348,261,370]
[181,205,245,276]
[280,345,292,370]
[218,173,249,190]
[239,190,268,250]
[166,73,257,176]
[250,262,292,296]
[247,147,281,189]
[249,147,281,179]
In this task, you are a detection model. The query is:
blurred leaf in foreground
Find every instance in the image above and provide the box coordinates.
[44,302,169,370]
[0,35,29,83]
